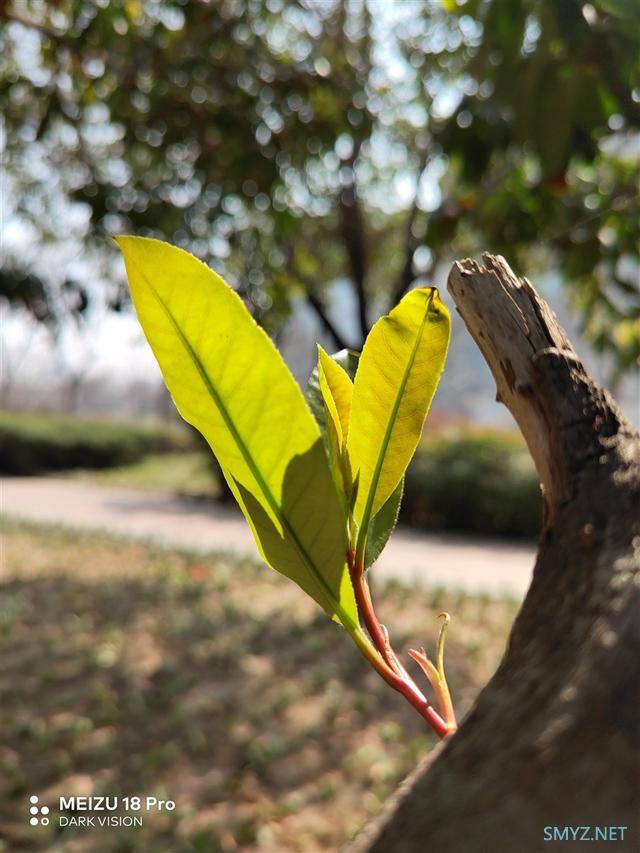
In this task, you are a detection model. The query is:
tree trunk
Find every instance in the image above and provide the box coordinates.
[352,254,640,853]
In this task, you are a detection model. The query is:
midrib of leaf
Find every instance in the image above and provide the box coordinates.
[355,294,433,558]
[136,267,358,632]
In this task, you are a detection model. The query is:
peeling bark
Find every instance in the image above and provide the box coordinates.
[351,254,640,853]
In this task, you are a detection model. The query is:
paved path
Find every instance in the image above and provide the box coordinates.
[2,477,536,598]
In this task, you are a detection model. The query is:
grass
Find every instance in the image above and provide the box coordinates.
[64,451,220,499]
[0,520,518,852]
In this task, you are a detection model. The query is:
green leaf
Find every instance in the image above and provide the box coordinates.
[364,478,404,568]
[312,347,403,566]
[304,364,327,438]
[347,287,450,557]
[305,348,360,439]
[316,345,354,502]
[317,345,353,443]
[116,236,357,630]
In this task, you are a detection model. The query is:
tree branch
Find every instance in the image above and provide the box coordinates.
[352,254,640,853]
[448,254,633,517]
[282,239,352,352]
[339,153,369,343]
[389,151,431,308]
[305,287,351,352]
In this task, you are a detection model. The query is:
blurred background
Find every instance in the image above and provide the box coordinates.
[1,1,639,850]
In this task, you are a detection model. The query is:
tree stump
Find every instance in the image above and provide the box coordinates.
[351,254,640,853]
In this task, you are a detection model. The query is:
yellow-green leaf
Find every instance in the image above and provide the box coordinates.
[316,345,354,501]
[305,348,359,441]
[116,236,357,630]
[317,345,353,443]
[347,288,450,555]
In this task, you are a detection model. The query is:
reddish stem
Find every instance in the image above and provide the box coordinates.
[347,549,450,739]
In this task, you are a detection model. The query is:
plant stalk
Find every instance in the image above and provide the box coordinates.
[347,549,450,739]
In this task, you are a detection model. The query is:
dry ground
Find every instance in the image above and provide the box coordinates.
[0,520,518,852]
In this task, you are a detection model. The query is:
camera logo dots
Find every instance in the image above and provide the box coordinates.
[29,795,50,826]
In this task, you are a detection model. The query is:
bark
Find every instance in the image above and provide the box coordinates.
[351,254,640,853]
[305,288,351,352]
[339,182,369,342]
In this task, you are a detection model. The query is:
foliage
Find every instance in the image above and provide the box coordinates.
[1,0,638,375]
[1,520,518,850]
[118,235,357,628]
[403,432,541,539]
[429,0,640,378]
[0,409,188,474]
[118,236,453,734]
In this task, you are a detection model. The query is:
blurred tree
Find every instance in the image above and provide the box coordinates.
[1,0,638,376]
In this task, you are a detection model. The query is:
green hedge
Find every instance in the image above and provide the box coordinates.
[401,432,541,539]
[2,410,542,539]
[0,410,191,474]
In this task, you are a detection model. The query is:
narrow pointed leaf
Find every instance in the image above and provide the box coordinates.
[317,351,346,459]
[317,346,353,441]
[316,369,347,500]
[116,236,357,629]
[316,346,355,502]
[305,348,360,438]
[347,288,450,547]
[364,478,404,568]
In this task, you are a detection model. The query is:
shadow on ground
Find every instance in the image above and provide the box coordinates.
[0,522,517,852]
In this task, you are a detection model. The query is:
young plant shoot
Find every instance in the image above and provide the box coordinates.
[117,236,455,738]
